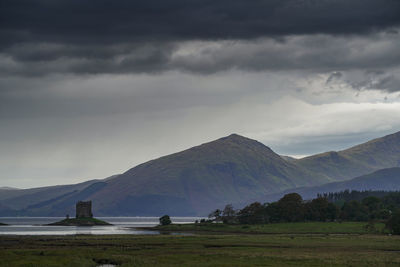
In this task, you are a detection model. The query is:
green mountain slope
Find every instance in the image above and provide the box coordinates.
[295,131,400,181]
[273,167,400,201]
[89,134,325,215]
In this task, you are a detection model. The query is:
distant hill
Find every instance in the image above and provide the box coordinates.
[272,167,400,201]
[0,186,19,190]
[0,134,324,216]
[0,179,101,202]
[0,179,109,216]
[294,131,400,181]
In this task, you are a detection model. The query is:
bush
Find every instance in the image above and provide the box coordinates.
[159,215,172,226]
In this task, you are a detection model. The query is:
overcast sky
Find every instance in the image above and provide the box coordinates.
[1,0,400,188]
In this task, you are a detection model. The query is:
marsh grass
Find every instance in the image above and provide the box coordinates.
[0,222,398,266]
[153,221,387,234]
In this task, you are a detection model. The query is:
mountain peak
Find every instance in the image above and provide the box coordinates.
[218,133,261,144]
[227,133,242,138]
[222,133,247,140]
[208,133,274,152]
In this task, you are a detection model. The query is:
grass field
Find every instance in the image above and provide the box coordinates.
[152,221,387,234]
[0,222,399,267]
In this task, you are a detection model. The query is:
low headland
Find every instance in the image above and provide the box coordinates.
[48,217,112,226]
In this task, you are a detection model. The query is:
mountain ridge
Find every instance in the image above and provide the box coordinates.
[294,131,400,181]
[266,167,400,201]
[1,131,400,216]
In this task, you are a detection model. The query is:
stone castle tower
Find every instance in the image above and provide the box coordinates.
[76,201,93,218]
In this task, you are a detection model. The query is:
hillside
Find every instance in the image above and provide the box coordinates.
[2,131,400,216]
[0,187,19,190]
[0,177,118,216]
[272,167,400,201]
[0,134,324,216]
[87,134,326,216]
[294,131,400,181]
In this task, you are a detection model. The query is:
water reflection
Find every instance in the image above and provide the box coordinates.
[0,217,202,235]
[0,225,160,235]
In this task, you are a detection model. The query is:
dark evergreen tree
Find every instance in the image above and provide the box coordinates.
[277,193,305,222]
[265,202,280,223]
[305,197,338,221]
[237,202,266,224]
[340,200,368,221]
[159,215,172,225]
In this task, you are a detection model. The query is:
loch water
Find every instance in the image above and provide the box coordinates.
[0,217,201,235]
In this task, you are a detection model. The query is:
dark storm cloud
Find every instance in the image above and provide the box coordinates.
[2,33,400,76]
[0,43,177,76]
[1,0,400,76]
[2,0,400,46]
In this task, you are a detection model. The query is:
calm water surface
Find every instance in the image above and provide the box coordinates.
[0,217,201,235]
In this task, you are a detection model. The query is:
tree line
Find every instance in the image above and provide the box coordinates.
[207,191,400,234]
[320,190,398,203]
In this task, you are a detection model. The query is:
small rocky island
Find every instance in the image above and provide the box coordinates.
[48,201,112,226]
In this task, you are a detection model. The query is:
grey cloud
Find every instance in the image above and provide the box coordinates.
[348,71,400,92]
[168,34,400,74]
[2,33,400,76]
[326,72,343,84]
[0,43,178,76]
[1,0,400,77]
[374,75,400,92]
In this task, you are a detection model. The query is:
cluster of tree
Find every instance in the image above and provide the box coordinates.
[208,192,400,234]
[325,190,400,222]
[321,190,398,203]
[208,193,338,224]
